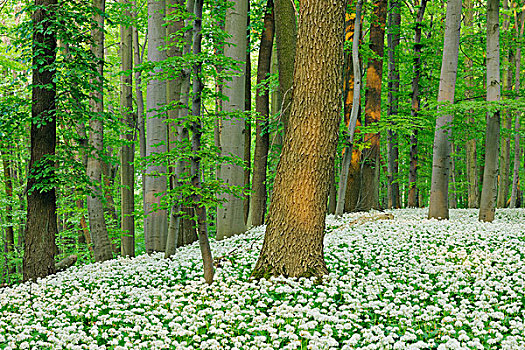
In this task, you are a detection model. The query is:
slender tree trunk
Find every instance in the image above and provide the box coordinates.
[335,0,363,217]
[449,143,458,208]
[145,0,168,252]
[120,0,135,257]
[464,0,478,208]
[216,0,248,240]
[24,0,58,281]
[274,0,296,137]
[428,0,462,220]
[87,0,113,262]
[252,0,345,279]
[249,0,274,227]
[479,0,501,222]
[165,0,197,257]
[408,0,428,208]
[2,148,14,274]
[360,0,387,211]
[244,8,251,225]
[497,0,512,208]
[341,2,363,213]
[510,11,524,208]
[386,0,401,209]
[191,0,214,284]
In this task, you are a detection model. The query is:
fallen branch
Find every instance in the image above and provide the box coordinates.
[55,255,78,272]
[329,213,394,233]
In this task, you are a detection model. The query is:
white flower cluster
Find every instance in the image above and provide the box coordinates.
[1,208,525,349]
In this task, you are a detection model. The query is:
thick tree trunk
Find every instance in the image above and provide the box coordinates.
[252,0,345,279]
[479,0,501,222]
[274,0,296,137]
[120,0,135,257]
[386,0,401,209]
[335,0,363,217]
[427,0,462,220]
[510,11,524,208]
[361,0,387,211]
[216,0,248,240]
[145,0,168,252]
[87,0,113,262]
[408,0,428,208]
[24,0,58,281]
[249,0,274,227]
[191,0,214,284]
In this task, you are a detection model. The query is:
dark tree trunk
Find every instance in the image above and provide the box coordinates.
[244,8,252,225]
[361,0,388,211]
[386,0,401,209]
[250,0,274,227]
[408,0,427,208]
[24,0,58,281]
[252,0,345,278]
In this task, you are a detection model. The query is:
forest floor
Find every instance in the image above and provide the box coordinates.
[1,208,525,349]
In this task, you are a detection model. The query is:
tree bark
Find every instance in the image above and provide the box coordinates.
[464,0,478,208]
[87,0,113,262]
[408,0,428,208]
[252,0,345,279]
[165,0,197,257]
[191,0,214,284]
[145,0,168,252]
[249,0,274,227]
[244,8,251,225]
[274,0,296,137]
[2,148,14,262]
[479,0,501,222]
[120,0,135,257]
[216,0,248,240]
[24,0,58,281]
[386,0,401,209]
[335,0,363,217]
[427,0,462,220]
[510,10,524,208]
[361,0,388,211]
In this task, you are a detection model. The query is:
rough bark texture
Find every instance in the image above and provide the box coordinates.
[87,0,113,262]
[2,149,14,262]
[427,0,462,220]
[216,0,248,240]
[120,0,135,257]
[408,0,427,208]
[479,0,501,222]
[361,0,387,211]
[24,0,58,281]
[386,0,401,209]
[252,0,345,279]
[145,0,168,252]
[274,0,296,137]
[249,0,274,227]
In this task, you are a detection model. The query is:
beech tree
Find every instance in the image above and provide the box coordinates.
[216,0,248,240]
[428,0,462,220]
[249,0,274,227]
[479,0,501,222]
[144,0,168,252]
[87,0,113,262]
[252,0,345,278]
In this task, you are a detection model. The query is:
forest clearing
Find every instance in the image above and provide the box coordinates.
[2,209,525,349]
